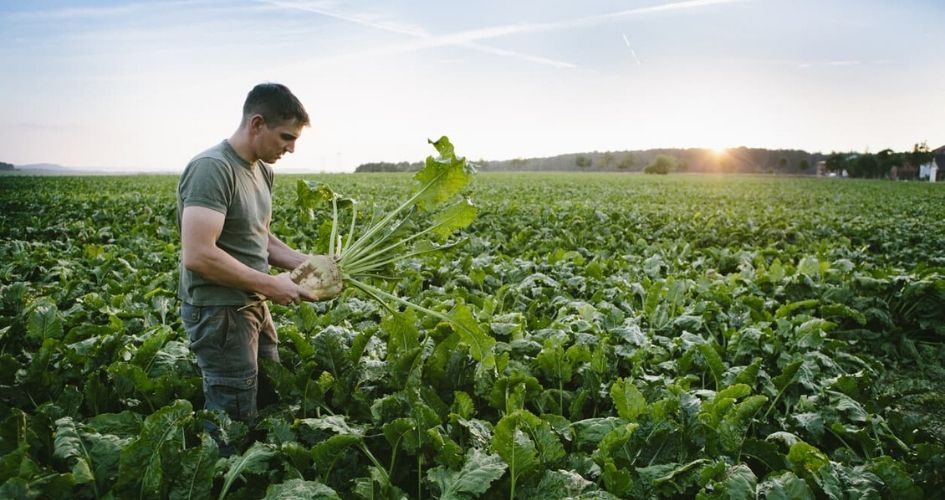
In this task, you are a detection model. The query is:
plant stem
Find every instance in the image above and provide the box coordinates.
[341,203,358,255]
[762,385,789,421]
[346,219,445,269]
[345,240,462,277]
[330,197,339,256]
[341,168,449,261]
[343,208,415,266]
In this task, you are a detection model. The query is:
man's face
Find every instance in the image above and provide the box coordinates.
[255,118,304,164]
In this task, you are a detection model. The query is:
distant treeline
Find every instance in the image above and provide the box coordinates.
[823,144,939,179]
[355,161,424,173]
[355,148,828,174]
[0,161,14,171]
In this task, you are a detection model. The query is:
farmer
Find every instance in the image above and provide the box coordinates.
[176,83,340,443]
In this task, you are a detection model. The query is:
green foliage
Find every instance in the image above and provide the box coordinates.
[427,448,506,499]
[644,154,679,174]
[2,173,945,498]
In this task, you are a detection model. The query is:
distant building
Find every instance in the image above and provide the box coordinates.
[815,160,827,176]
[919,145,945,182]
[897,161,917,179]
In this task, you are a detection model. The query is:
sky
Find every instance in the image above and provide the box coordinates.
[1,0,943,173]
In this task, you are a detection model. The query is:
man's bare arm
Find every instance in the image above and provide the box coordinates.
[181,206,315,304]
[267,232,308,270]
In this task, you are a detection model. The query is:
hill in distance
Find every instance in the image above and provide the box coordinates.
[355,147,825,175]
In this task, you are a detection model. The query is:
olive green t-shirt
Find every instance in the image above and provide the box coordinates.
[177,140,274,306]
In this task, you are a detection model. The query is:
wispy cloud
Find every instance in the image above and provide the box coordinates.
[797,59,891,69]
[261,0,578,68]
[263,0,747,69]
[483,0,750,36]
[261,0,429,37]
[4,0,225,20]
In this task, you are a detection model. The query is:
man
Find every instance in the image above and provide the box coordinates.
[176,83,338,436]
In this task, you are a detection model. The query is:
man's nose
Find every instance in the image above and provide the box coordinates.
[286,141,295,153]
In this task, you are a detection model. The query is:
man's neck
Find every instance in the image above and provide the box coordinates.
[227,130,257,164]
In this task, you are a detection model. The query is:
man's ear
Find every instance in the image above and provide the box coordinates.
[248,114,266,133]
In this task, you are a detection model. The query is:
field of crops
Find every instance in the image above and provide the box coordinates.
[2,172,945,499]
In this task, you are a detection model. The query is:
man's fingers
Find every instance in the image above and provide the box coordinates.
[298,286,319,302]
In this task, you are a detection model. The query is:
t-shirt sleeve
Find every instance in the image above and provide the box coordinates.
[178,157,233,214]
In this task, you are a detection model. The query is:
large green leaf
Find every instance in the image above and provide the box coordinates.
[381,309,419,359]
[129,326,172,374]
[218,442,277,500]
[427,448,507,500]
[431,199,477,241]
[756,471,814,500]
[698,464,757,500]
[27,302,63,341]
[719,395,767,453]
[492,413,539,488]
[296,181,354,223]
[168,433,218,500]
[296,415,366,438]
[787,441,829,474]
[264,478,341,500]
[592,422,639,466]
[696,343,725,387]
[413,136,473,211]
[864,456,922,500]
[535,339,574,384]
[116,399,193,499]
[311,434,361,476]
[449,303,496,368]
[52,417,94,485]
[610,378,647,420]
[522,469,614,498]
[492,409,564,486]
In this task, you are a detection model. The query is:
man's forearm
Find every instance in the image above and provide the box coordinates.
[268,233,308,270]
[185,245,279,297]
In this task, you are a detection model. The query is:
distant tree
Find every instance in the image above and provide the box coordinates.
[875,149,903,178]
[617,153,636,170]
[778,157,788,172]
[575,155,592,169]
[510,157,528,169]
[0,161,14,171]
[847,153,879,178]
[355,161,421,172]
[643,154,678,175]
[600,152,615,170]
[798,159,811,173]
[825,152,847,174]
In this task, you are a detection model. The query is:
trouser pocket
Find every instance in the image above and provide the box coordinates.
[203,373,259,424]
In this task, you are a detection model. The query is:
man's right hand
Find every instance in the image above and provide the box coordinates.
[266,272,317,305]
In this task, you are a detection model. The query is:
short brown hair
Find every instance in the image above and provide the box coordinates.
[242,83,310,127]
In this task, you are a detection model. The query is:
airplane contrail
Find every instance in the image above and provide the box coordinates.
[622,33,642,66]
